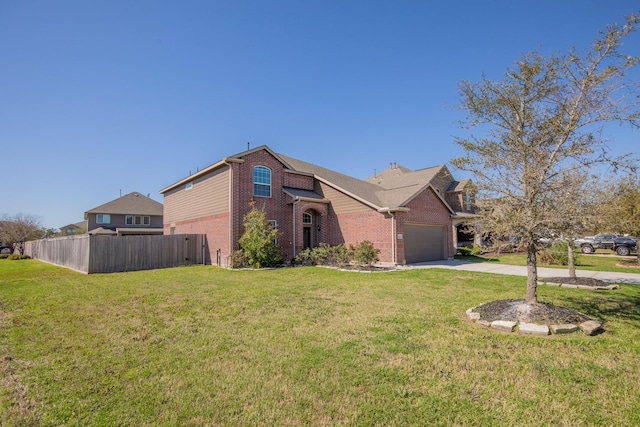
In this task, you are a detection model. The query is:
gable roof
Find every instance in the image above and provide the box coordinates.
[365,164,449,208]
[277,154,388,209]
[447,178,471,192]
[160,145,457,213]
[85,192,163,219]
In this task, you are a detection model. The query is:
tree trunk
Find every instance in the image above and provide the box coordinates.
[526,243,538,304]
[568,241,576,278]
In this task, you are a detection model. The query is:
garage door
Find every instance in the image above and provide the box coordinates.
[403,225,446,263]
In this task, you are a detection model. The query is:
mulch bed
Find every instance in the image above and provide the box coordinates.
[472,299,593,324]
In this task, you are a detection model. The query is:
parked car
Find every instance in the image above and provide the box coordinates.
[611,236,638,256]
[578,233,637,256]
[0,246,12,254]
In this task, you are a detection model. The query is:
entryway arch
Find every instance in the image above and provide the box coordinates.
[302,209,319,250]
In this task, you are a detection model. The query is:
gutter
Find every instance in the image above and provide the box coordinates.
[159,157,244,194]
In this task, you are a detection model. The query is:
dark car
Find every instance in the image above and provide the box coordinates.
[580,234,637,256]
[612,236,637,256]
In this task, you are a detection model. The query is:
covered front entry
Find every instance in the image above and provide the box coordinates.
[403,224,446,263]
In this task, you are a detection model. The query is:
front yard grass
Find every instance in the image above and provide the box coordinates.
[1,260,640,426]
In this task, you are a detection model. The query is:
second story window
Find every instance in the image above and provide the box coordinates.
[96,214,110,224]
[254,166,272,197]
[125,215,151,226]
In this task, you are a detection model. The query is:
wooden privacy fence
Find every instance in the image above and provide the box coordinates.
[25,234,207,274]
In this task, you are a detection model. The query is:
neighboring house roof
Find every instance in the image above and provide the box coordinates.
[88,227,117,236]
[60,220,87,230]
[365,164,447,208]
[84,192,163,219]
[447,178,471,192]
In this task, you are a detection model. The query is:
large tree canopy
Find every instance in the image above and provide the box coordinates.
[453,12,639,304]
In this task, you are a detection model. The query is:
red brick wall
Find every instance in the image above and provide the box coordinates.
[326,210,394,263]
[232,150,296,261]
[164,212,230,265]
[398,187,454,258]
[284,172,314,190]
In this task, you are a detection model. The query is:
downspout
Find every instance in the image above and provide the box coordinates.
[292,197,299,259]
[224,160,233,267]
[390,212,396,265]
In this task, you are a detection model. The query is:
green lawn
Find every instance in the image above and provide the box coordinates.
[2,259,640,426]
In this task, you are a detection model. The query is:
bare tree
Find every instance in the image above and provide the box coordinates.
[544,172,602,278]
[0,213,44,255]
[453,12,640,304]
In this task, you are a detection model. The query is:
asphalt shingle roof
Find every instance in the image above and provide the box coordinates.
[278,154,386,207]
[85,192,163,216]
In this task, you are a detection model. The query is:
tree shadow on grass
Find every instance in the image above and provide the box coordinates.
[552,292,640,326]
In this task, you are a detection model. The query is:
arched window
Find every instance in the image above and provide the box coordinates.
[302,213,312,224]
[253,166,271,197]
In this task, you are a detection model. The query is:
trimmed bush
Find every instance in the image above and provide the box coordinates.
[237,204,284,268]
[538,241,580,266]
[352,241,380,267]
[7,254,30,260]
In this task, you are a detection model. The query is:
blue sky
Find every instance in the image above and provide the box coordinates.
[1,1,638,229]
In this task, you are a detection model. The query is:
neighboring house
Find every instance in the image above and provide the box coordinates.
[159,145,476,267]
[84,192,164,236]
[59,221,88,236]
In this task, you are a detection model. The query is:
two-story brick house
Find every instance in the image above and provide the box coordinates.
[159,145,475,267]
[84,192,164,236]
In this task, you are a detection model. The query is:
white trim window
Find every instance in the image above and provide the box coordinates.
[253,166,272,197]
[96,214,110,224]
[302,212,312,224]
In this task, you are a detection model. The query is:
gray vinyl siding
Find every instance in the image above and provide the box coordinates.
[164,166,230,223]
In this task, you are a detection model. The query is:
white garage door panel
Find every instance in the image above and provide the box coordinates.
[404,225,445,263]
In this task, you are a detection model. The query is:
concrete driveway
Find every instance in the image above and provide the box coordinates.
[405,259,640,284]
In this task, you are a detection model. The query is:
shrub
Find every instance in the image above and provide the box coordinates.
[238,204,284,268]
[7,254,30,260]
[230,250,248,268]
[295,242,379,267]
[458,246,473,256]
[295,243,354,267]
[332,244,352,266]
[352,241,380,267]
[538,241,580,266]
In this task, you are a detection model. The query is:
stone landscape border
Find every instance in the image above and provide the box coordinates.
[537,280,618,290]
[465,308,604,336]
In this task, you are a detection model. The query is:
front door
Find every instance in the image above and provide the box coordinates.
[303,227,312,250]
